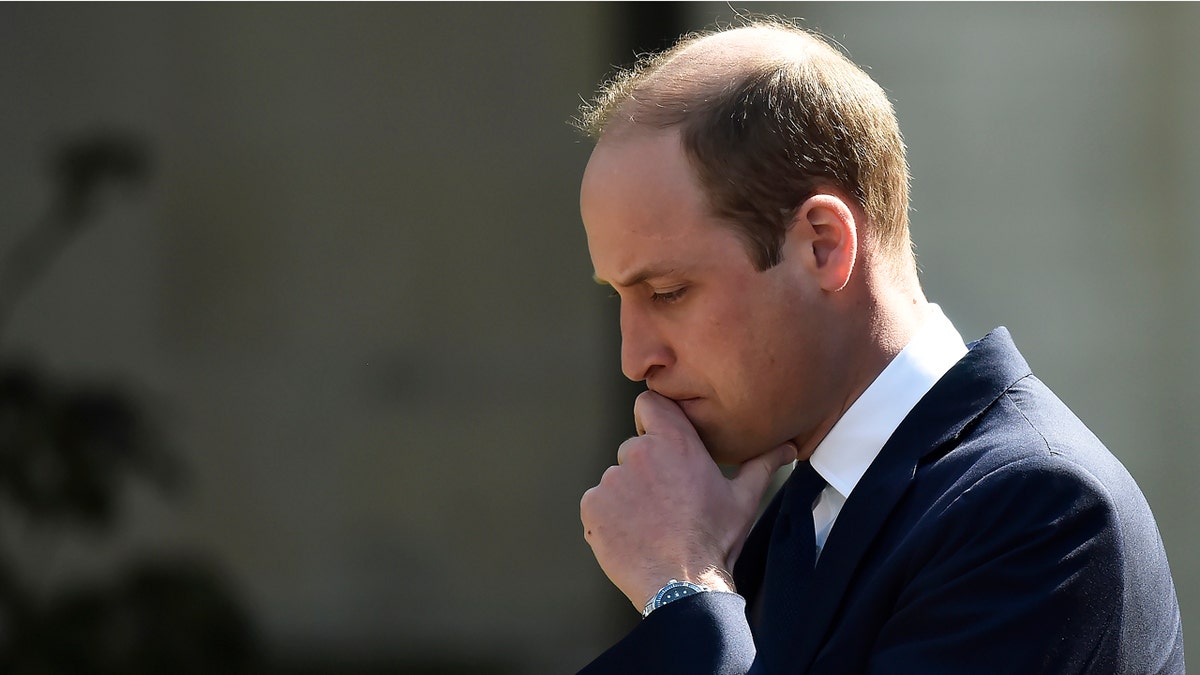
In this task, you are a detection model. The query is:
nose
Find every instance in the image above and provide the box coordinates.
[619,301,673,382]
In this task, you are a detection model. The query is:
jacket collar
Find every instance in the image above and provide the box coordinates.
[734,327,1031,668]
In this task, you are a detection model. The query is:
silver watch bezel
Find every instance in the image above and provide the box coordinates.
[641,579,710,618]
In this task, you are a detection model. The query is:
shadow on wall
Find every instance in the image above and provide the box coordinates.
[0,129,522,675]
[0,131,259,675]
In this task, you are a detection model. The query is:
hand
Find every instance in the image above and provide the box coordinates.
[580,390,798,612]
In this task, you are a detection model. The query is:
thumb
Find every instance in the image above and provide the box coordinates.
[730,441,798,505]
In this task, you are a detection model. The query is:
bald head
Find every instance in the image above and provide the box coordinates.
[586,24,825,136]
[578,20,912,272]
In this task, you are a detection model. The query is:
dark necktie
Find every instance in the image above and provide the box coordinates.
[756,460,827,672]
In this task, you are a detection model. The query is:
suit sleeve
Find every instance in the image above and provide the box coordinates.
[866,455,1126,674]
[576,591,756,675]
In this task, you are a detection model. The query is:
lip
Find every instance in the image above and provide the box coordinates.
[653,391,698,404]
[647,386,701,408]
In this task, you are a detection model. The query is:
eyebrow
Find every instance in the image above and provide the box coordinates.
[592,266,680,288]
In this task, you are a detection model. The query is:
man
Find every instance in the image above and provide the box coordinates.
[575,20,1184,674]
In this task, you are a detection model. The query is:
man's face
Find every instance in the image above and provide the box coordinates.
[581,131,843,465]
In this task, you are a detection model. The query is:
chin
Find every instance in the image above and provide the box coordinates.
[696,428,745,466]
[700,424,783,467]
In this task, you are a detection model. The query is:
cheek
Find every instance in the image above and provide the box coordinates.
[682,277,804,393]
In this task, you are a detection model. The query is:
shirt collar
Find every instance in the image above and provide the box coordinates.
[808,304,968,500]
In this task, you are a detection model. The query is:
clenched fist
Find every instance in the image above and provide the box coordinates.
[580,390,798,612]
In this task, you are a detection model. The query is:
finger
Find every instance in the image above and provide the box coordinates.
[730,441,798,505]
[615,436,638,466]
[632,390,693,438]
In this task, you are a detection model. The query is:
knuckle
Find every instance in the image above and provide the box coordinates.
[581,483,603,505]
[616,435,638,456]
[618,438,651,469]
[618,435,639,450]
[599,464,621,485]
[580,486,602,521]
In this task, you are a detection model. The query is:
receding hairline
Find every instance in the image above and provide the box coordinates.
[577,18,916,275]
[657,23,826,77]
[581,22,845,140]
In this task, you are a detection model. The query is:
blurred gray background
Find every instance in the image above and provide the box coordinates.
[0,2,1194,672]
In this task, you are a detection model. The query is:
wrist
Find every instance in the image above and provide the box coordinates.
[637,565,737,617]
[693,565,736,594]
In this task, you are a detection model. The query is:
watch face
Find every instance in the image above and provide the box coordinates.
[656,583,699,608]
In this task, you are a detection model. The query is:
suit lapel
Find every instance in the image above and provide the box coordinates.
[778,328,1032,671]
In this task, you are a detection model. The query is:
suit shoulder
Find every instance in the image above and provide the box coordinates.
[994,376,1149,504]
[917,375,1154,547]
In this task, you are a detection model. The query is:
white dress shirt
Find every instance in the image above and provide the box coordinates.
[807,304,968,554]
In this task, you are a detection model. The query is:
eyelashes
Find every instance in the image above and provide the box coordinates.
[651,288,688,304]
[607,287,689,304]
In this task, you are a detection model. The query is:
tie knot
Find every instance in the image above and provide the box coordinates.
[781,461,826,517]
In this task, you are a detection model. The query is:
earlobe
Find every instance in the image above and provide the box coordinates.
[795,193,857,292]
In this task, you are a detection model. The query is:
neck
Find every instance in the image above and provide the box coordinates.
[794,260,930,461]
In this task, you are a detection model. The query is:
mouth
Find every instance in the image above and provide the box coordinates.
[674,397,702,413]
[651,389,698,404]
[647,385,703,412]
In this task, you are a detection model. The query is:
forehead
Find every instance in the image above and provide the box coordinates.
[580,130,695,220]
[581,130,742,281]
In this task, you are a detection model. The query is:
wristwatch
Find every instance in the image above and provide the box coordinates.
[641,579,710,618]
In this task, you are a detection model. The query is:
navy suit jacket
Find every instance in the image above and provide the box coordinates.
[579,328,1185,674]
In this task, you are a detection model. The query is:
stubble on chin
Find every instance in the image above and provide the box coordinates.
[677,403,760,466]
[694,425,746,467]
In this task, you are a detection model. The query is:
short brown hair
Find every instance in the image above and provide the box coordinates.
[577,19,911,270]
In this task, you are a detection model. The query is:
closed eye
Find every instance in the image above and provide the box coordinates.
[651,287,688,304]
[600,284,687,304]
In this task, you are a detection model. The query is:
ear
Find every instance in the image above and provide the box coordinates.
[790,193,858,292]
